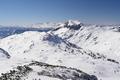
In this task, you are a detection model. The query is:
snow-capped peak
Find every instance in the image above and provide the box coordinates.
[61,20,82,30]
[65,20,81,26]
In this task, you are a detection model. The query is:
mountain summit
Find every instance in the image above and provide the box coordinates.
[64,20,81,26]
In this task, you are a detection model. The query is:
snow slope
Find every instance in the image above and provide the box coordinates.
[52,23,120,60]
[0,31,98,80]
[0,20,120,80]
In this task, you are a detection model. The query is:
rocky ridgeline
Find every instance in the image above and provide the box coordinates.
[0,61,98,80]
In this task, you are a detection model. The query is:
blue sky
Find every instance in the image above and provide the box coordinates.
[0,0,119,25]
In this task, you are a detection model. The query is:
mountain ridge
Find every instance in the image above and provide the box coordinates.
[0,20,120,80]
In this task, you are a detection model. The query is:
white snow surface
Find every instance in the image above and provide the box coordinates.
[0,20,120,80]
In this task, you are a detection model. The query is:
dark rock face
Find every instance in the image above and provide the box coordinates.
[43,33,62,44]
[64,23,82,30]
[0,61,98,80]
[64,20,82,30]
[0,48,10,59]
[0,65,32,80]
[65,24,81,30]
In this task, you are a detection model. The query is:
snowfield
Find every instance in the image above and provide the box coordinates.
[0,20,120,80]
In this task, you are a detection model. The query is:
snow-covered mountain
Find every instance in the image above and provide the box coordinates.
[0,20,120,80]
[29,20,82,29]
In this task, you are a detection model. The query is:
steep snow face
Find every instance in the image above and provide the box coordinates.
[51,23,120,80]
[53,24,120,59]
